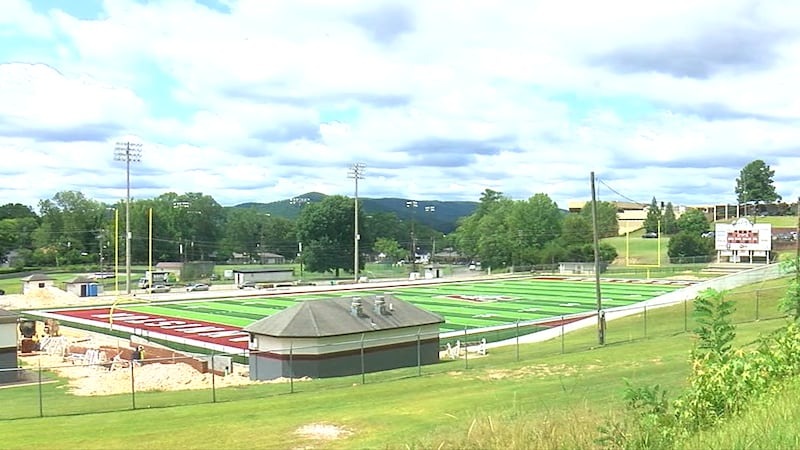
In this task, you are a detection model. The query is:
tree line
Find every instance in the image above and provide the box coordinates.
[0,159,789,275]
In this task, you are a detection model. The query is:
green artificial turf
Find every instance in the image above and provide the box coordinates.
[122,278,682,333]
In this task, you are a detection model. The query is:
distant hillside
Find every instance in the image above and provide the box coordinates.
[231,192,477,233]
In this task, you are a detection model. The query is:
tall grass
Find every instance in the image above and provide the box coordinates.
[678,376,800,449]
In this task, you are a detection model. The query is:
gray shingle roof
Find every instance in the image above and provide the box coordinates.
[67,276,95,284]
[20,273,54,282]
[244,294,444,338]
[0,308,19,324]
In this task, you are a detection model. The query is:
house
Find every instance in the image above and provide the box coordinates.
[20,273,55,294]
[255,252,286,264]
[0,309,19,383]
[244,294,444,380]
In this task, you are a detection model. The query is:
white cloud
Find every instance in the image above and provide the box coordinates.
[1,0,799,211]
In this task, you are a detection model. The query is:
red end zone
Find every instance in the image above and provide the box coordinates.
[55,308,250,352]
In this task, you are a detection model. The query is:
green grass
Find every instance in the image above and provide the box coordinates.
[677,375,800,449]
[604,230,671,266]
[0,277,793,449]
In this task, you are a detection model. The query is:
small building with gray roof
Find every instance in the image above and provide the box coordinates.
[244,293,444,380]
[20,273,55,294]
[0,309,19,383]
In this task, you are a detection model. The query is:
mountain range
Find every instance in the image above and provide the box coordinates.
[234,192,477,233]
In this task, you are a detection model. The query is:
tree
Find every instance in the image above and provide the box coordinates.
[561,214,609,263]
[643,197,662,234]
[452,192,566,269]
[32,191,107,265]
[580,201,619,238]
[560,214,592,247]
[779,258,800,321]
[662,202,678,235]
[0,203,37,220]
[220,208,271,260]
[360,212,408,255]
[372,238,406,262]
[510,193,563,250]
[295,195,359,277]
[735,160,781,208]
[563,242,618,264]
[692,289,736,362]
[667,232,714,263]
[453,190,509,260]
[676,209,710,236]
[474,199,514,268]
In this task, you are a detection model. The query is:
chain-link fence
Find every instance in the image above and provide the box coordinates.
[1,264,793,420]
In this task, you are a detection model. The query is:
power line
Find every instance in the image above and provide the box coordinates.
[597,178,643,204]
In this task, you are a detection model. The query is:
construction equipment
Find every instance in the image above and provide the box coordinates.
[44,318,60,337]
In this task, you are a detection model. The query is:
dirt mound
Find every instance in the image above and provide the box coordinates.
[0,287,87,310]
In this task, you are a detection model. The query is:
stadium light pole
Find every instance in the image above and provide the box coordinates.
[424,205,436,264]
[114,141,142,294]
[349,163,365,282]
[406,200,418,272]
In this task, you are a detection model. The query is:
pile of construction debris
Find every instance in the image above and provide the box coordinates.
[19,323,308,396]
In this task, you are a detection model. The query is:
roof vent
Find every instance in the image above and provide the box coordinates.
[351,297,365,317]
[374,295,389,315]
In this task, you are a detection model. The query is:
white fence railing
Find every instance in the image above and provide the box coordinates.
[504,263,790,347]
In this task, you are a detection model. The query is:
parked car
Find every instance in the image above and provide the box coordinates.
[238,281,258,289]
[150,284,171,293]
[186,283,210,292]
[642,232,658,239]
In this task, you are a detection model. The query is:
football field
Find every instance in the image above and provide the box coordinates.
[117,277,686,333]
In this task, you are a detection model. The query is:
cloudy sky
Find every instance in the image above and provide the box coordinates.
[2,0,799,211]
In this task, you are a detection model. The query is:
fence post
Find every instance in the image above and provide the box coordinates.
[464,327,468,370]
[643,304,648,338]
[416,328,422,377]
[560,315,565,354]
[289,343,294,394]
[360,333,366,384]
[38,359,43,418]
[211,351,216,403]
[684,297,688,332]
[756,289,760,321]
[130,362,136,410]
[515,320,520,362]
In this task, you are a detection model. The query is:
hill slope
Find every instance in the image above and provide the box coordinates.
[232,192,477,232]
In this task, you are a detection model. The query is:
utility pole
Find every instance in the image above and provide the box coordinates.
[590,171,604,345]
[349,163,365,282]
[114,141,142,294]
[406,200,418,272]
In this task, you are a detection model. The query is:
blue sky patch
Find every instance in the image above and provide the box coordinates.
[29,0,105,20]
